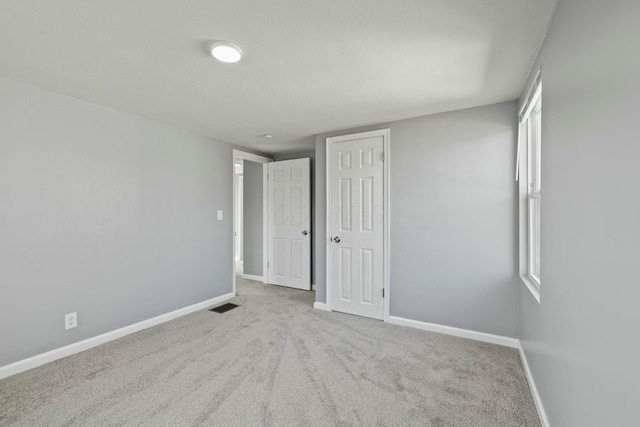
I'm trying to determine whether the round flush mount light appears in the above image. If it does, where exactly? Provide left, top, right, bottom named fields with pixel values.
left=210, top=41, right=243, bottom=63
left=262, top=134, right=273, bottom=139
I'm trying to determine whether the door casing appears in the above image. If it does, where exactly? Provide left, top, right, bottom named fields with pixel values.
left=325, top=129, right=390, bottom=321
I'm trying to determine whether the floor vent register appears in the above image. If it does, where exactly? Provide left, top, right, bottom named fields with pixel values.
left=209, top=303, right=239, bottom=314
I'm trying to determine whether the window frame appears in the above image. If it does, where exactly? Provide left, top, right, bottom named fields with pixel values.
left=518, top=74, right=542, bottom=302
left=527, top=98, right=541, bottom=285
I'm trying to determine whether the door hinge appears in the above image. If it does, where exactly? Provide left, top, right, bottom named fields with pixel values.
left=267, top=262, right=270, bottom=268
left=381, top=152, right=385, bottom=162
left=382, top=288, right=385, bottom=298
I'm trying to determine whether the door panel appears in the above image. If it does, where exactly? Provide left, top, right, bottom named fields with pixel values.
left=267, top=159, right=311, bottom=290
left=330, top=136, right=385, bottom=319
left=361, top=248, right=374, bottom=304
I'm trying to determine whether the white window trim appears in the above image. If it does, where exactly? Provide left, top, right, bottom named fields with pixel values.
left=521, top=274, right=541, bottom=303
left=517, top=72, right=542, bottom=303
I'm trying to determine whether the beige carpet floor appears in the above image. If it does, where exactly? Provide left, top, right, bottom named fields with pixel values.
left=0, top=277, right=540, bottom=426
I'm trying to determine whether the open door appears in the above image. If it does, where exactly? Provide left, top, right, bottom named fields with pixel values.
left=267, top=158, right=311, bottom=290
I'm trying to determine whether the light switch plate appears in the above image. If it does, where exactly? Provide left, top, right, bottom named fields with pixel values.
left=217, top=210, right=223, bottom=220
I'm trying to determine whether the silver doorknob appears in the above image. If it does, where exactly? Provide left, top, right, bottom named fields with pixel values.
left=333, top=236, right=341, bottom=243
left=302, top=230, right=309, bottom=236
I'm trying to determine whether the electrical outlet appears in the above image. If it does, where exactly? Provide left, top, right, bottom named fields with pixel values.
left=65, top=312, right=77, bottom=330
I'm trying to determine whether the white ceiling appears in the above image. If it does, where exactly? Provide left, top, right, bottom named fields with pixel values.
left=0, top=0, right=558, bottom=153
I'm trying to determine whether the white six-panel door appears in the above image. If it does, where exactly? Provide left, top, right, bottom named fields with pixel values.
left=267, top=159, right=311, bottom=290
left=329, top=133, right=385, bottom=320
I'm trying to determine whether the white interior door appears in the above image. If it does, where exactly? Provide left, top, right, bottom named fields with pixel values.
left=329, top=133, right=385, bottom=320
left=267, top=158, right=311, bottom=290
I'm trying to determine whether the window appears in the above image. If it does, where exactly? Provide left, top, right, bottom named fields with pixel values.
left=517, top=73, right=542, bottom=301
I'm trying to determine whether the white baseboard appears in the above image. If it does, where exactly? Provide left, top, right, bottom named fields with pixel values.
left=311, top=283, right=316, bottom=291
left=0, top=292, right=235, bottom=381
left=518, top=341, right=550, bottom=427
left=313, top=302, right=329, bottom=311
left=242, top=274, right=263, bottom=282
left=387, top=316, right=518, bottom=348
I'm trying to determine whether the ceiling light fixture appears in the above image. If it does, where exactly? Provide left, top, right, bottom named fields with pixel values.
left=262, top=134, right=273, bottom=138
left=210, top=41, right=243, bottom=63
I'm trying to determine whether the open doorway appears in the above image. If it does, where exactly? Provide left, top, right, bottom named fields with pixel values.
left=232, top=150, right=272, bottom=296
left=232, top=149, right=315, bottom=295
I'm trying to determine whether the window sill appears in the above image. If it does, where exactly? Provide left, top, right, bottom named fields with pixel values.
left=520, top=275, right=541, bottom=304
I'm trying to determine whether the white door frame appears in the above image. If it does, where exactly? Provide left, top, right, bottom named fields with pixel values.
left=232, top=149, right=272, bottom=296
left=235, top=174, right=243, bottom=262
left=325, top=129, right=391, bottom=321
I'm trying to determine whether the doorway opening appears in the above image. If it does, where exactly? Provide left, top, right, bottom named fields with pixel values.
left=232, top=150, right=272, bottom=296
left=231, top=149, right=314, bottom=296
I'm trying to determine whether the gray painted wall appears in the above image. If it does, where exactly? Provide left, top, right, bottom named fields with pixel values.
left=273, top=149, right=315, bottom=285
left=242, top=161, right=263, bottom=277
left=0, top=76, right=235, bottom=366
left=518, top=1, right=640, bottom=426
left=314, top=102, right=520, bottom=337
